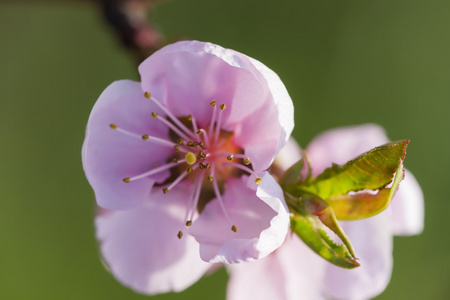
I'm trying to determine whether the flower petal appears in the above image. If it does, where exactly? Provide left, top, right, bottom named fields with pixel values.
left=82, top=80, right=172, bottom=210
left=138, top=40, right=293, bottom=171
left=96, top=186, right=210, bottom=295
left=323, top=212, right=393, bottom=300
left=306, top=124, right=389, bottom=175
left=390, top=169, right=424, bottom=235
left=226, top=234, right=325, bottom=300
left=189, top=173, right=289, bottom=264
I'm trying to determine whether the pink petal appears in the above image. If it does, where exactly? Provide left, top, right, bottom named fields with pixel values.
left=189, top=173, right=289, bottom=264
left=82, top=80, right=172, bottom=210
left=226, top=234, right=325, bottom=300
left=96, top=186, right=210, bottom=294
left=306, top=124, right=388, bottom=175
left=323, top=212, right=393, bottom=300
left=390, top=169, right=424, bottom=235
left=272, top=138, right=303, bottom=171
left=138, top=41, right=293, bottom=171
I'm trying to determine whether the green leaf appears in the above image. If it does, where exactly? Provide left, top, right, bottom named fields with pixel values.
left=291, top=212, right=359, bottom=269
left=329, top=162, right=405, bottom=220
left=279, top=159, right=304, bottom=187
left=292, top=140, right=409, bottom=199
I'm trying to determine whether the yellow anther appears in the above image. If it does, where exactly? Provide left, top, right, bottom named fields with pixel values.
left=172, top=158, right=178, bottom=163
left=187, top=167, right=193, bottom=174
left=186, top=220, right=192, bottom=226
left=196, top=129, right=202, bottom=134
left=151, top=112, right=158, bottom=118
left=227, top=155, right=233, bottom=161
left=220, top=104, right=226, bottom=110
left=142, top=134, right=149, bottom=141
left=207, top=175, right=213, bottom=181
left=255, top=177, right=262, bottom=184
left=177, top=138, right=184, bottom=145
left=243, top=158, right=251, bottom=165
left=187, top=115, right=193, bottom=121
left=123, top=177, right=130, bottom=183
left=210, top=100, right=217, bottom=107
left=163, top=187, right=169, bottom=194
left=197, top=151, right=206, bottom=159
left=174, top=145, right=180, bottom=151
left=177, top=231, right=183, bottom=239
left=205, top=164, right=211, bottom=169
left=185, top=152, right=197, bottom=165
left=144, top=91, right=152, bottom=98
left=109, top=123, right=118, bottom=129
left=199, top=163, right=205, bottom=170
left=231, top=225, right=238, bottom=232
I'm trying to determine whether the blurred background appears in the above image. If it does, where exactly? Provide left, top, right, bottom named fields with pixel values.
left=0, top=0, right=448, bottom=299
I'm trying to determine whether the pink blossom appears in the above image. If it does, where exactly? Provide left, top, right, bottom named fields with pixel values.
left=82, top=41, right=294, bottom=294
left=227, top=124, right=424, bottom=300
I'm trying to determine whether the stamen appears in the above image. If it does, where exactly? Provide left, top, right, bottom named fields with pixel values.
left=213, top=104, right=226, bottom=144
left=243, top=158, right=251, bottom=165
left=208, top=101, right=218, bottom=138
left=177, top=231, right=183, bottom=239
left=186, top=175, right=204, bottom=227
left=110, top=123, right=118, bottom=129
left=190, top=115, right=201, bottom=142
left=224, top=162, right=261, bottom=184
left=197, top=129, right=210, bottom=147
left=124, top=159, right=187, bottom=183
left=212, top=177, right=237, bottom=233
left=141, top=134, right=180, bottom=148
left=153, top=113, right=191, bottom=141
left=163, top=164, right=198, bottom=193
left=227, top=155, right=233, bottom=161
left=145, top=92, right=196, bottom=139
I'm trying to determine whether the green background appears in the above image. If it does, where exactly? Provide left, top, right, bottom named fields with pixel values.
left=1, top=1, right=448, bottom=299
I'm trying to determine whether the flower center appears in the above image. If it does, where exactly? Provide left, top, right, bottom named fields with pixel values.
left=110, top=92, right=262, bottom=239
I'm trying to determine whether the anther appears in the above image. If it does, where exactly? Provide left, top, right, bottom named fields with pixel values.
left=177, top=231, right=183, bottom=239
left=123, top=177, right=130, bottom=183
left=185, top=152, right=197, bottom=165
left=207, top=175, right=213, bottom=181
left=163, top=187, right=169, bottom=194
left=210, top=100, right=217, bottom=107
left=151, top=112, right=158, bottom=118
left=186, top=220, right=192, bottom=226
left=174, top=145, right=180, bottom=151
left=142, top=134, right=149, bottom=141
left=220, top=104, right=226, bottom=110
left=243, top=158, right=251, bottom=165
left=187, top=167, right=193, bottom=174
left=144, top=91, right=152, bottom=98
left=196, top=129, right=202, bottom=134
left=199, top=163, right=205, bottom=170
left=177, top=138, right=184, bottom=145
left=231, top=225, right=238, bottom=232
left=172, top=158, right=178, bottom=163
left=109, top=123, right=118, bottom=129
left=198, top=151, right=207, bottom=159
left=187, top=115, right=193, bottom=121
left=227, top=155, right=233, bottom=161
left=255, top=177, right=262, bottom=184
left=205, top=164, right=211, bottom=169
